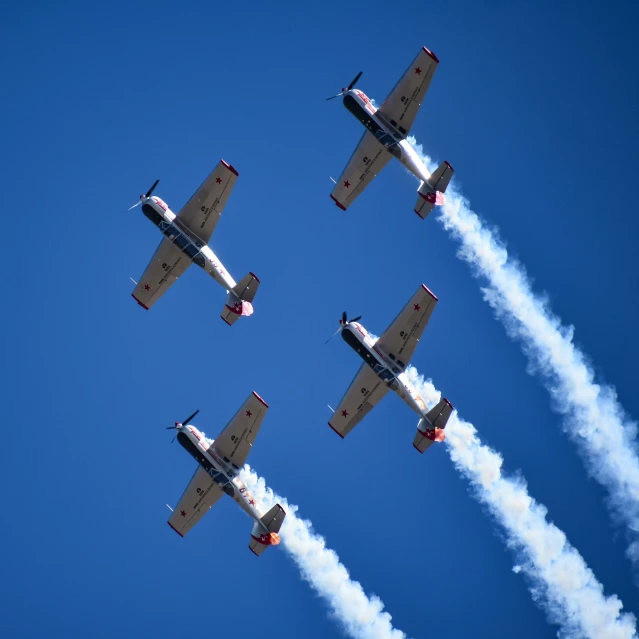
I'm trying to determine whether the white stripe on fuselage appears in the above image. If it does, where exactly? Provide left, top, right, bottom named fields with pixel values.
left=345, top=323, right=427, bottom=416
left=183, top=426, right=264, bottom=520
left=143, top=197, right=237, bottom=290
left=345, top=90, right=431, bottom=184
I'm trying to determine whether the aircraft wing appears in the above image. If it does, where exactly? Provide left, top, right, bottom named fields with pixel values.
left=329, top=364, right=389, bottom=438
left=375, top=284, right=438, bottom=369
left=176, top=160, right=239, bottom=244
left=211, top=392, right=268, bottom=469
left=168, top=466, right=224, bottom=537
left=378, top=47, right=439, bottom=137
left=132, top=238, right=191, bottom=310
left=330, top=131, right=392, bottom=210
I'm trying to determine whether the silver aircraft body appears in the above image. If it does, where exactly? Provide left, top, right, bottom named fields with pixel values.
left=130, top=160, right=259, bottom=325
left=329, top=284, right=453, bottom=453
left=328, top=46, right=454, bottom=219
left=166, top=394, right=286, bottom=556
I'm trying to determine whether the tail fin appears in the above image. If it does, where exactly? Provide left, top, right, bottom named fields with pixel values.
left=220, top=273, right=260, bottom=326
left=414, top=161, right=454, bottom=220
left=248, top=504, right=286, bottom=557
left=413, top=398, right=453, bottom=454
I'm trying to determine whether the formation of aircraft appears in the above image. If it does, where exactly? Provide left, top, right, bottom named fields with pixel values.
left=327, top=46, right=454, bottom=218
left=128, top=46, right=456, bottom=555
left=328, top=284, right=452, bottom=453
left=129, top=160, right=259, bottom=325
left=166, top=394, right=286, bottom=556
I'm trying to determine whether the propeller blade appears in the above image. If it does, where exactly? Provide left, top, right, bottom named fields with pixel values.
left=347, top=71, right=362, bottom=91
left=326, top=93, right=342, bottom=101
left=145, top=179, right=159, bottom=198
left=342, top=311, right=347, bottom=324
left=171, top=434, right=176, bottom=444
left=325, top=326, right=342, bottom=344
left=350, top=315, right=362, bottom=323
left=180, top=409, right=199, bottom=426
left=127, top=201, right=142, bottom=211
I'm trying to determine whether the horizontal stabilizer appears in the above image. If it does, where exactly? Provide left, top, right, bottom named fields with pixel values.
left=221, top=273, right=260, bottom=326
left=233, top=272, right=260, bottom=304
left=425, top=398, right=453, bottom=429
left=261, top=504, right=286, bottom=533
left=427, top=161, right=454, bottom=193
left=248, top=504, right=286, bottom=557
left=414, top=162, right=454, bottom=220
left=413, top=398, right=453, bottom=454
left=413, top=427, right=444, bottom=454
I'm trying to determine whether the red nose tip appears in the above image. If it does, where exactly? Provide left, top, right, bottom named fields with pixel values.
left=341, top=87, right=346, bottom=92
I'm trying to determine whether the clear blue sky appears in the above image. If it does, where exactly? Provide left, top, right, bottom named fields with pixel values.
left=2, top=1, right=638, bottom=637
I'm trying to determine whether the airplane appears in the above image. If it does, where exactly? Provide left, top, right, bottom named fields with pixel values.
left=328, top=284, right=453, bottom=453
left=129, top=160, right=259, bottom=325
left=327, top=46, right=454, bottom=218
left=166, top=393, right=286, bottom=556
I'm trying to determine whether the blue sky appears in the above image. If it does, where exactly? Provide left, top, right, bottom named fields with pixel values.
left=2, top=1, right=638, bottom=637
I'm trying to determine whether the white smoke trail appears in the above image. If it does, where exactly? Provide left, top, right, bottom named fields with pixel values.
left=239, top=465, right=407, bottom=639
left=408, top=136, right=639, bottom=563
left=406, top=366, right=637, bottom=639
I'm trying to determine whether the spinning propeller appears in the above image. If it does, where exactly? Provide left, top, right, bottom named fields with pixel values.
left=326, top=71, right=362, bottom=101
left=166, top=409, right=199, bottom=442
left=127, top=179, right=160, bottom=210
left=326, top=311, right=362, bottom=343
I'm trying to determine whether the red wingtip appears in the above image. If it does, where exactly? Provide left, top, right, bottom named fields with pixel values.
left=167, top=522, right=184, bottom=537
left=422, top=46, right=440, bottom=63
left=328, top=422, right=345, bottom=439
left=221, top=159, right=239, bottom=176
left=131, top=294, right=149, bottom=310
left=421, top=284, right=438, bottom=301
left=252, top=391, right=269, bottom=408
left=330, top=194, right=347, bottom=211
left=249, top=271, right=261, bottom=283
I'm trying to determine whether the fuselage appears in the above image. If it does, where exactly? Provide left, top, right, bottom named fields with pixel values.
left=140, top=195, right=236, bottom=291
left=341, top=89, right=430, bottom=183
left=176, top=424, right=264, bottom=522
left=340, top=322, right=428, bottom=416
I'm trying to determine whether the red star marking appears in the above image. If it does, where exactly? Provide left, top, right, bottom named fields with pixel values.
left=246, top=410, right=252, bottom=417
left=248, top=498, right=256, bottom=506
left=414, top=303, right=421, bottom=311
left=180, top=510, right=186, bottom=517
left=215, top=177, right=222, bottom=184
left=414, top=67, right=422, bottom=75
left=341, top=410, right=348, bottom=417
left=344, top=180, right=351, bottom=188
left=144, top=284, right=150, bottom=291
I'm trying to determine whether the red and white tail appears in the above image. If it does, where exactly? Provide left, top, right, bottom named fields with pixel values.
left=414, top=161, right=454, bottom=219
left=413, top=398, right=453, bottom=454
left=221, top=272, right=260, bottom=326
left=248, top=504, right=286, bottom=557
